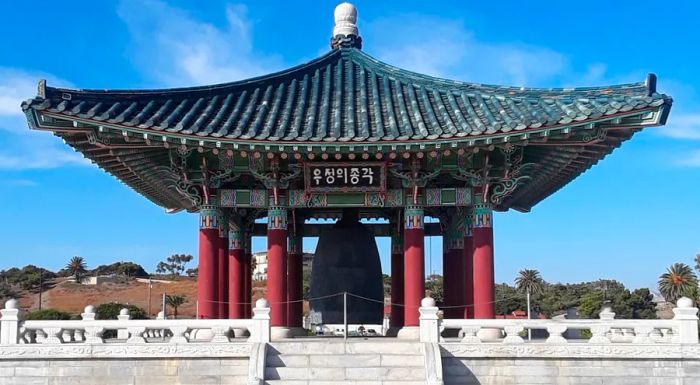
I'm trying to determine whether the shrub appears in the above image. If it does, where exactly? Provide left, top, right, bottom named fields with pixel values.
left=24, top=309, right=72, bottom=320
left=95, top=303, right=147, bottom=320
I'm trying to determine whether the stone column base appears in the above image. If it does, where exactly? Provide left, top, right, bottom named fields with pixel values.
left=396, top=326, right=420, bottom=340
left=271, top=326, right=293, bottom=340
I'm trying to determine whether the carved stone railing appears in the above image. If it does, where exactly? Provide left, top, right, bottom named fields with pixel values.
left=0, top=298, right=271, bottom=346
left=419, top=297, right=699, bottom=345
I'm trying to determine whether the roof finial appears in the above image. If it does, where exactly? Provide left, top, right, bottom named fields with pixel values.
left=331, top=2, right=362, bottom=50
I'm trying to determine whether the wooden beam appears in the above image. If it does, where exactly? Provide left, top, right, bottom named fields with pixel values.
left=250, top=222, right=443, bottom=237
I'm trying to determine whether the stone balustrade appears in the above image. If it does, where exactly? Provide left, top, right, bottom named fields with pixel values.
left=0, top=298, right=271, bottom=347
left=419, top=296, right=700, bottom=345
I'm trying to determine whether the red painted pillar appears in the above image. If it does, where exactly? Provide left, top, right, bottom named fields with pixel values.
left=472, top=203, right=495, bottom=319
left=267, top=202, right=288, bottom=327
left=287, top=224, right=303, bottom=328
left=403, top=205, right=425, bottom=327
left=244, top=232, right=253, bottom=318
left=218, top=213, right=229, bottom=319
left=228, top=218, right=245, bottom=319
left=390, top=219, right=404, bottom=328
left=197, top=204, right=219, bottom=319
left=442, top=212, right=465, bottom=319
left=463, top=215, right=474, bottom=319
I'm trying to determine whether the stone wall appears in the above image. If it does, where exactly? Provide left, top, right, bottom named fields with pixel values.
left=442, top=357, right=700, bottom=385
left=0, top=357, right=249, bottom=385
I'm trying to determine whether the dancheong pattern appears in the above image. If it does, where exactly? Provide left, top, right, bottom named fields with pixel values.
left=268, top=207, right=287, bottom=230
left=404, top=206, right=424, bottom=230
left=473, top=204, right=493, bottom=229
left=199, top=205, right=219, bottom=230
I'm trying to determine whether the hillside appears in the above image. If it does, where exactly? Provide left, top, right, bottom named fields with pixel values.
left=15, top=277, right=268, bottom=318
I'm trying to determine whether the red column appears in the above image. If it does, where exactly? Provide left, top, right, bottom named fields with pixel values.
left=463, top=216, right=474, bottom=319
left=442, top=212, right=465, bottom=319
left=267, top=203, right=288, bottom=327
left=472, top=203, right=495, bottom=319
left=390, top=220, right=404, bottom=328
left=403, top=206, right=425, bottom=327
left=287, top=224, right=303, bottom=328
left=197, top=205, right=219, bottom=319
left=218, top=215, right=229, bottom=319
left=228, top=218, right=245, bottom=319
left=244, top=233, right=252, bottom=318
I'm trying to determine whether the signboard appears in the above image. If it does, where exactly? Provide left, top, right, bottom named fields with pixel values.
left=304, top=162, right=386, bottom=192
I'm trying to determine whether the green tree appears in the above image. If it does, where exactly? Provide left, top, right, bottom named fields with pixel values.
left=495, top=283, right=526, bottom=315
left=156, top=254, right=193, bottom=276
left=382, top=274, right=391, bottom=297
left=578, top=291, right=605, bottom=319
left=165, top=295, right=186, bottom=319
left=66, top=256, right=88, bottom=284
left=627, top=288, right=657, bottom=319
left=92, top=262, right=149, bottom=278
left=425, top=275, right=444, bottom=305
left=515, top=269, right=545, bottom=340
left=658, top=263, right=698, bottom=303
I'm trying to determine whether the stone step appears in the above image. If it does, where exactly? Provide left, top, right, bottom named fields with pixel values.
left=268, top=341, right=423, bottom=355
left=267, top=353, right=424, bottom=368
left=265, top=381, right=426, bottom=385
left=264, top=381, right=426, bottom=385
left=265, top=367, right=425, bottom=381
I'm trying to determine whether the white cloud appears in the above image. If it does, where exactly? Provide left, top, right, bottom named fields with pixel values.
left=659, top=114, right=700, bottom=140
left=363, top=15, right=593, bottom=87
left=0, top=179, right=38, bottom=187
left=679, top=150, right=700, bottom=167
left=0, top=67, right=87, bottom=170
left=117, top=0, right=283, bottom=87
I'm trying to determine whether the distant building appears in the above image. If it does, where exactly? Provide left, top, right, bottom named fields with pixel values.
left=67, top=275, right=119, bottom=286
left=253, top=252, right=313, bottom=281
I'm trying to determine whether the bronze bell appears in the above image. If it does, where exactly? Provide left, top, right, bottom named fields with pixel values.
left=310, top=209, right=383, bottom=325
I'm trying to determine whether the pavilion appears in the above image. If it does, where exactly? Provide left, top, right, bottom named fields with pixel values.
left=21, top=3, right=672, bottom=337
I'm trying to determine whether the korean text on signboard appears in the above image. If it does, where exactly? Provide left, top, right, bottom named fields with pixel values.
left=305, top=162, right=385, bottom=192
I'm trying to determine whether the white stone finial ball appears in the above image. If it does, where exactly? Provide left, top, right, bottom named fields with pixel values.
left=157, top=311, right=165, bottom=319
left=255, top=298, right=269, bottom=309
left=677, top=297, right=694, bottom=308
left=84, top=305, right=95, bottom=314
left=4, top=299, right=18, bottom=310
left=333, top=2, right=358, bottom=37
left=421, top=297, right=436, bottom=307
left=119, top=308, right=130, bottom=316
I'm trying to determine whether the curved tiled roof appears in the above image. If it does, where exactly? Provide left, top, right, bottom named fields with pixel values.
left=22, top=48, right=670, bottom=146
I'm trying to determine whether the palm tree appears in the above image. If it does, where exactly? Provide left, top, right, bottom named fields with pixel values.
left=515, top=269, right=545, bottom=340
left=165, top=295, right=186, bottom=319
left=694, top=254, right=700, bottom=274
left=66, top=256, right=88, bottom=284
left=658, top=263, right=698, bottom=303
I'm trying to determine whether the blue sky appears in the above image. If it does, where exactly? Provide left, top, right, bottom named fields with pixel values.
left=0, top=1, right=698, bottom=291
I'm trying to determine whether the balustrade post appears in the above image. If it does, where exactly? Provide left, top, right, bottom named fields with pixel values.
left=117, top=308, right=130, bottom=340
left=503, top=325, right=525, bottom=344
left=250, top=298, right=271, bottom=343
left=0, top=299, right=21, bottom=345
left=673, top=297, right=699, bottom=344
left=545, top=324, right=567, bottom=344
left=419, top=297, right=439, bottom=343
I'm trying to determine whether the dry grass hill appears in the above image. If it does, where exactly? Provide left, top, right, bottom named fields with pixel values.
left=16, top=277, right=269, bottom=318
